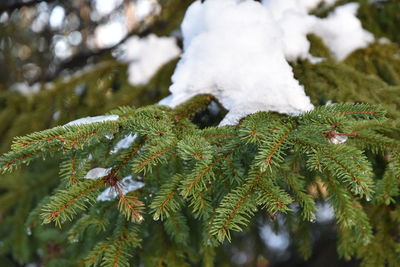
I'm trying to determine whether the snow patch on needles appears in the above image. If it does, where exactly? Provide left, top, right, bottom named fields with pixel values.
left=110, top=134, right=137, bottom=154
left=84, top=167, right=112, bottom=179
left=164, top=0, right=374, bottom=125
left=122, top=34, right=180, bottom=85
left=97, top=176, right=145, bottom=201
left=329, top=132, right=348, bottom=144
left=65, top=115, right=119, bottom=126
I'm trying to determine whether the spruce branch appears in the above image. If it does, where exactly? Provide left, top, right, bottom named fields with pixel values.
left=324, top=175, right=373, bottom=245
left=117, top=189, right=145, bottom=223
left=41, top=179, right=105, bottom=227
left=255, top=177, right=293, bottom=214
left=84, top=219, right=141, bottom=267
left=253, top=123, right=293, bottom=172
left=210, top=168, right=291, bottom=242
left=171, top=94, right=216, bottom=121
left=295, top=136, right=375, bottom=199
left=59, top=155, right=90, bottom=186
left=150, top=174, right=183, bottom=221
left=1, top=93, right=399, bottom=264
left=189, top=191, right=213, bottom=219
left=239, top=112, right=285, bottom=145
left=132, top=141, right=177, bottom=174
left=164, top=211, right=190, bottom=245
left=67, top=214, right=107, bottom=243
left=281, top=169, right=317, bottom=222
left=375, top=152, right=400, bottom=204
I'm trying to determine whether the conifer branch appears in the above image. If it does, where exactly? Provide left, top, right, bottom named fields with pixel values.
left=1, top=93, right=399, bottom=264
left=282, top=171, right=316, bottom=221
left=164, top=212, right=190, bottom=245
left=172, top=94, right=216, bottom=121
left=375, top=152, right=400, bottom=204
left=136, top=146, right=175, bottom=167
left=189, top=191, right=213, bottom=219
left=180, top=158, right=218, bottom=198
left=324, top=175, right=372, bottom=245
left=211, top=167, right=291, bottom=242
left=150, top=174, right=182, bottom=220
left=59, top=155, right=90, bottom=186
left=41, top=179, right=105, bottom=227
left=67, top=214, right=107, bottom=243
left=84, top=219, right=141, bottom=267
left=117, top=186, right=144, bottom=223
left=257, top=129, right=290, bottom=171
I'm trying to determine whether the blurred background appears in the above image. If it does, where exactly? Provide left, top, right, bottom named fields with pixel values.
left=0, top=0, right=399, bottom=266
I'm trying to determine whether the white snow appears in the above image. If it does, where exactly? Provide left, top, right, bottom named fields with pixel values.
left=97, top=176, right=145, bottom=201
left=166, top=0, right=314, bottom=125
left=311, top=3, right=374, bottom=60
left=378, top=37, right=390, bottom=44
left=104, top=134, right=114, bottom=140
left=329, top=132, right=348, bottom=144
left=52, top=110, right=61, bottom=121
left=259, top=222, right=290, bottom=251
left=49, top=6, right=65, bottom=29
left=316, top=202, right=334, bottom=223
left=10, top=82, right=40, bottom=95
left=74, top=84, right=85, bottom=96
left=65, top=115, right=119, bottom=126
left=261, top=0, right=373, bottom=60
left=93, top=18, right=128, bottom=48
left=121, top=34, right=180, bottom=85
left=94, top=0, right=123, bottom=16
left=110, top=133, right=137, bottom=154
left=84, top=167, right=112, bottom=179
left=163, top=0, right=374, bottom=125
left=0, top=12, right=9, bottom=24
left=90, top=0, right=161, bottom=49
left=231, top=249, right=248, bottom=265
left=54, top=38, right=72, bottom=59
left=135, top=0, right=161, bottom=21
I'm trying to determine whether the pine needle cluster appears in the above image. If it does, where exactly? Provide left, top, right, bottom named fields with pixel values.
left=1, top=94, right=399, bottom=266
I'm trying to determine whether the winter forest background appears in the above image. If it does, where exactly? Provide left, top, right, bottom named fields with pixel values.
left=0, top=0, right=399, bottom=266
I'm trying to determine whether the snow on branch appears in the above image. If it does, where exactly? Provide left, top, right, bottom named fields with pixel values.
left=65, top=115, right=119, bottom=126
left=162, top=0, right=374, bottom=125
left=121, top=34, right=181, bottom=85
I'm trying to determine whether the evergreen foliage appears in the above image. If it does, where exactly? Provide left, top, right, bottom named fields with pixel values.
left=1, top=0, right=400, bottom=266
left=1, top=92, right=399, bottom=266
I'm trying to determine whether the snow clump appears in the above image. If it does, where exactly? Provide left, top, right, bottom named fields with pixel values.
left=97, top=176, right=145, bottom=201
left=65, top=115, right=119, bottom=126
left=310, top=3, right=374, bottom=60
left=122, top=34, right=181, bottom=85
left=163, top=0, right=374, bottom=125
left=84, top=167, right=112, bottom=179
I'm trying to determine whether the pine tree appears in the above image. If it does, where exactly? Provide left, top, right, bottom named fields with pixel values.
left=1, top=0, right=400, bottom=266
